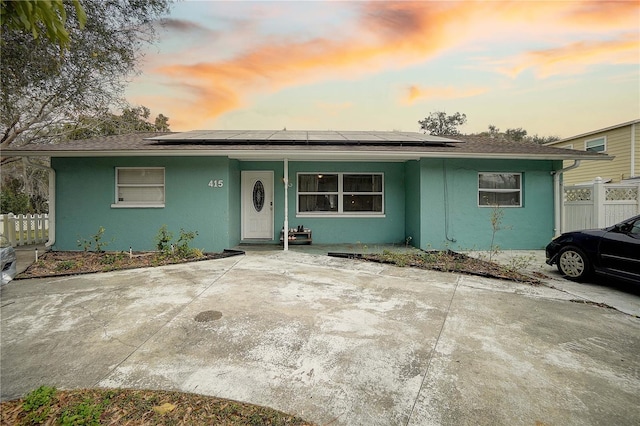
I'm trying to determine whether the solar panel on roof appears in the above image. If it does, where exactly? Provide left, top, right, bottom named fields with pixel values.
left=269, top=131, right=307, bottom=140
left=150, top=130, right=462, bottom=145
left=337, top=132, right=381, bottom=141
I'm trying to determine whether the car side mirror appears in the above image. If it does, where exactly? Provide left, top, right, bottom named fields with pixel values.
left=616, top=224, right=629, bottom=233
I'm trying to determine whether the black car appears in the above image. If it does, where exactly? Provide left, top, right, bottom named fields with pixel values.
left=545, top=214, right=640, bottom=283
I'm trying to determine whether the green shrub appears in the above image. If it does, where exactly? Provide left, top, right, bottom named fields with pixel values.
left=155, top=225, right=173, bottom=254
left=77, top=227, right=112, bottom=252
left=154, top=226, right=202, bottom=260
left=175, top=228, right=199, bottom=258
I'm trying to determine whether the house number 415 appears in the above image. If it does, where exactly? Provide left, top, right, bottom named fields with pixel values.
left=208, top=179, right=224, bottom=188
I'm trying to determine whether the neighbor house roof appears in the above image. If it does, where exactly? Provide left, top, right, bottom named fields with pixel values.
left=2, top=130, right=612, bottom=161
left=547, top=119, right=640, bottom=145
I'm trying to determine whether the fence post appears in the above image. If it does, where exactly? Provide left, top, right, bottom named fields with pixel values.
left=593, top=177, right=605, bottom=228
left=7, top=213, right=19, bottom=247
left=2, top=214, right=9, bottom=245
left=35, top=214, right=42, bottom=243
left=1, top=214, right=7, bottom=242
left=27, top=213, right=33, bottom=244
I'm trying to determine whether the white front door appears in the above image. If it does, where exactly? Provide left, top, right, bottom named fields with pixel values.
left=241, top=171, right=274, bottom=239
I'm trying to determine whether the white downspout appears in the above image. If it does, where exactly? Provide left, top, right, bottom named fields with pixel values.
left=551, top=160, right=580, bottom=237
left=283, top=158, right=289, bottom=251
left=24, top=157, right=55, bottom=247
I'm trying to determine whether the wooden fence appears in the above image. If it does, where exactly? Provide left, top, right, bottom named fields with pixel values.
left=564, top=178, right=640, bottom=232
left=0, top=213, right=49, bottom=247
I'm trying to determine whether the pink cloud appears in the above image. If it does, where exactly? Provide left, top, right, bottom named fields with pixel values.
left=494, top=35, right=639, bottom=79
left=143, top=1, right=639, bottom=129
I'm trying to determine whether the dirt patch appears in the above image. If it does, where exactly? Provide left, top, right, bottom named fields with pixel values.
left=16, top=249, right=244, bottom=279
left=0, top=387, right=314, bottom=425
left=329, top=250, right=541, bottom=285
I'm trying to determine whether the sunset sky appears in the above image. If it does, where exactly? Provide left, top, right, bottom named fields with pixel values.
left=126, top=0, right=640, bottom=138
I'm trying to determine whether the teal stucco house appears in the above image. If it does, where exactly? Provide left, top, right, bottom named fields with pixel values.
left=6, top=130, right=608, bottom=252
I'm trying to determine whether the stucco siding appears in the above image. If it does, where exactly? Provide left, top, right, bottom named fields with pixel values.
left=52, top=156, right=556, bottom=252
left=549, top=124, right=634, bottom=184
left=53, top=157, right=234, bottom=252
left=404, top=161, right=422, bottom=248
left=418, top=158, right=556, bottom=250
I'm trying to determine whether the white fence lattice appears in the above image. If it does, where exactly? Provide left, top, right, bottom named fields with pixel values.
left=564, top=179, right=640, bottom=232
left=0, top=213, right=49, bottom=247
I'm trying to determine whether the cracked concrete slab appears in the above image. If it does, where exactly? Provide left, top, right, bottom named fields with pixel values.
left=1, top=249, right=639, bottom=425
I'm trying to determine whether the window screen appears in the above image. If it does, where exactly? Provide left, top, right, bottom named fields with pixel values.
left=478, top=173, right=522, bottom=207
left=114, top=168, right=165, bottom=207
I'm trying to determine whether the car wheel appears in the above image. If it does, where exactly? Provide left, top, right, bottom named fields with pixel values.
left=557, top=246, right=591, bottom=280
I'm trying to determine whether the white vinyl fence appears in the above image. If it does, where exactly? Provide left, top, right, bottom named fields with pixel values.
left=564, top=178, right=640, bottom=232
left=0, top=213, right=49, bottom=247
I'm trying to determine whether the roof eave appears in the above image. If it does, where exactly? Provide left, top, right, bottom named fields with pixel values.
left=4, top=149, right=614, bottom=162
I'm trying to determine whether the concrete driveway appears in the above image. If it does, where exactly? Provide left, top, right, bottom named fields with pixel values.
left=1, top=250, right=639, bottom=425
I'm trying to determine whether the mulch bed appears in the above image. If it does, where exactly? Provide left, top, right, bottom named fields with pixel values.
left=16, top=249, right=244, bottom=279
left=329, top=250, right=541, bottom=285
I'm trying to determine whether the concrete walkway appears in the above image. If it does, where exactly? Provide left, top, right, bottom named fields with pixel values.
left=1, top=249, right=639, bottom=425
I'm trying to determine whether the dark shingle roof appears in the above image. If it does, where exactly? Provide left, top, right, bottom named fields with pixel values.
left=1, top=130, right=611, bottom=161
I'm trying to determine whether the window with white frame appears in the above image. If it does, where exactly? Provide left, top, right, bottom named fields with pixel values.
left=297, top=173, right=383, bottom=215
left=113, top=167, right=165, bottom=208
left=478, top=173, right=522, bottom=207
left=585, top=137, right=606, bottom=152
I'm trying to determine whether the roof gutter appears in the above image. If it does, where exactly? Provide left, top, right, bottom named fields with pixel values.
left=551, top=160, right=581, bottom=237
left=23, top=157, right=55, bottom=248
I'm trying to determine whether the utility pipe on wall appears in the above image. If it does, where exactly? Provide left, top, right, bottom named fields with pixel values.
left=23, top=157, right=56, bottom=247
left=551, top=160, right=580, bottom=237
